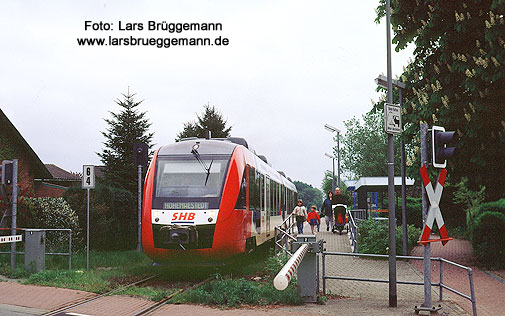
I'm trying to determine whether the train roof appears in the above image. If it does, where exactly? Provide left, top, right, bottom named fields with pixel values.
left=158, top=139, right=236, bottom=156
left=158, top=138, right=296, bottom=190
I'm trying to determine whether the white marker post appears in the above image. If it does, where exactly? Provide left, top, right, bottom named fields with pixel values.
left=82, top=165, right=95, bottom=271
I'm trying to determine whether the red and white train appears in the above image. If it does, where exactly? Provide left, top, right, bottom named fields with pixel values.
left=141, top=137, right=297, bottom=261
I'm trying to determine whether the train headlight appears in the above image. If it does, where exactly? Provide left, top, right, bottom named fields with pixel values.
left=154, top=211, right=160, bottom=218
left=210, top=211, right=216, bottom=218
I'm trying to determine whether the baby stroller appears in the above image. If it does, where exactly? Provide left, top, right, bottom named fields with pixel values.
left=332, top=204, right=348, bottom=235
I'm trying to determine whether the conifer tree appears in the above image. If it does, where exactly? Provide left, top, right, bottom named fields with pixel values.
left=176, top=104, right=232, bottom=141
left=98, top=91, right=154, bottom=193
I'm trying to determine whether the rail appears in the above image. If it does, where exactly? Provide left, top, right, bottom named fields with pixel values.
left=320, top=251, right=477, bottom=316
left=0, top=228, right=72, bottom=270
left=274, top=212, right=297, bottom=256
left=349, top=209, right=368, bottom=222
left=346, top=210, right=358, bottom=253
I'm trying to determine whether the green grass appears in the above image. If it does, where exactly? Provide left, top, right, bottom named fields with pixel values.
left=24, top=270, right=111, bottom=293
left=170, top=276, right=303, bottom=307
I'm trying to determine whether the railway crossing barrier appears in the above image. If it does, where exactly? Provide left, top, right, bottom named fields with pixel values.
left=274, top=234, right=323, bottom=303
left=0, top=235, right=22, bottom=244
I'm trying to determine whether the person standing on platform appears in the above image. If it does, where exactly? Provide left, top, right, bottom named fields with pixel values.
left=332, top=187, right=345, bottom=205
left=321, top=191, right=334, bottom=231
left=332, top=187, right=346, bottom=232
left=293, top=199, right=307, bottom=234
left=307, top=205, right=321, bottom=235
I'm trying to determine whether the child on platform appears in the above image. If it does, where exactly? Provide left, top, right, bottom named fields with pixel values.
left=306, top=205, right=321, bottom=235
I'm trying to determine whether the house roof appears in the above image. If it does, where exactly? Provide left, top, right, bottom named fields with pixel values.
left=0, top=108, right=52, bottom=179
left=354, top=176, right=415, bottom=191
left=45, top=164, right=80, bottom=180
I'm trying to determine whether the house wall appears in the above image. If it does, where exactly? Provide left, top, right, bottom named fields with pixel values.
left=34, top=182, right=67, bottom=198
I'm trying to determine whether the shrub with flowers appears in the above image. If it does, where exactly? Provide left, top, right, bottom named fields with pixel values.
left=23, top=197, right=82, bottom=252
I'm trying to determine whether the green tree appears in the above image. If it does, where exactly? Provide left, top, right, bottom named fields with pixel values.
left=176, top=104, right=232, bottom=141
left=293, top=181, right=323, bottom=210
left=453, top=177, right=486, bottom=233
left=340, top=110, right=403, bottom=178
left=375, top=0, right=505, bottom=200
left=98, top=91, right=154, bottom=193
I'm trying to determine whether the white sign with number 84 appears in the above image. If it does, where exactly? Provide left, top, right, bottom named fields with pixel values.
left=82, top=165, right=95, bottom=189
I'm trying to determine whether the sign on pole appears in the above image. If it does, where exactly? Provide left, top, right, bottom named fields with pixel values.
left=82, top=165, right=94, bottom=271
left=82, top=165, right=95, bottom=189
left=384, top=103, right=402, bottom=134
left=418, top=165, right=453, bottom=245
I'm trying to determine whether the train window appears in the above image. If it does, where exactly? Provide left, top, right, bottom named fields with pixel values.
left=155, top=159, right=228, bottom=198
left=257, top=171, right=262, bottom=212
left=235, top=168, right=247, bottom=210
left=249, top=167, right=256, bottom=210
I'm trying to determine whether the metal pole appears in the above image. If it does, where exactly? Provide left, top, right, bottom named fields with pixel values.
left=337, top=132, right=341, bottom=188
left=468, top=269, right=477, bottom=316
left=137, top=165, right=142, bottom=252
left=439, top=259, right=443, bottom=301
left=10, top=159, right=18, bottom=273
left=322, top=251, right=326, bottom=295
left=400, top=88, right=408, bottom=257
left=331, top=157, right=335, bottom=192
left=69, top=230, right=72, bottom=271
left=87, top=188, right=90, bottom=272
left=386, top=0, right=397, bottom=307
left=421, top=123, right=432, bottom=308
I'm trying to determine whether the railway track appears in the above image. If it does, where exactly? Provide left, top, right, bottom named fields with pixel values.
left=42, top=275, right=158, bottom=316
left=132, top=276, right=213, bottom=316
left=42, top=274, right=212, bottom=316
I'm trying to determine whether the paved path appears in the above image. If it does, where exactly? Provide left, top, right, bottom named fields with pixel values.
left=410, top=235, right=505, bottom=316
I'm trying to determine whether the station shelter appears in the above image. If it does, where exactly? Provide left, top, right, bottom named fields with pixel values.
left=346, top=177, right=415, bottom=216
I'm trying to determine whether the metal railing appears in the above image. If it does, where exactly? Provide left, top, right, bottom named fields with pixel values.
left=349, top=209, right=368, bottom=222
left=0, top=228, right=72, bottom=270
left=347, top=210, right=359, bottom=253
left=274, top=213, right=297, bottom=256
left=320, top=251, right=477, bottom=316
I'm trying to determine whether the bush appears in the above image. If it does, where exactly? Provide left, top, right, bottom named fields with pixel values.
left=471, top=198, right=505, bottom=221
left=63, top=184, right=136, bottom=251
left=22, top=197, right=82, bottom=251
left=172, top=276, right=303, bottom=307
left=471, top=211, right=505, bottom=268
left=358, top=218, right=421, bottom=255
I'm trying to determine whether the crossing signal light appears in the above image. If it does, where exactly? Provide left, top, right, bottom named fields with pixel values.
left=1, top=160, right=13, bottom=185
left=432, top=126, right=456, bottom=168
left=133, top=143, right=149, bottom=167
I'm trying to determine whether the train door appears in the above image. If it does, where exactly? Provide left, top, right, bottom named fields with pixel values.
left=265, top=176, right=271, bottom=235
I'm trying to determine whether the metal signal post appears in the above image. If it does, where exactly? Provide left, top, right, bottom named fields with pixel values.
left=82, top=165, right=95, bottom=271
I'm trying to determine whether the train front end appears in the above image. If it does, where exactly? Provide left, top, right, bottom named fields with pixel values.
left=142, top=139, right=246, bottom=262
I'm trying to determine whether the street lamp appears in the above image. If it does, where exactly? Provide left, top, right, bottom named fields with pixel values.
left=324, top=124, right=341, bottom=188
left=375, top=73, right=407, bottom=257
left=324, top=153, right=335, bottom=192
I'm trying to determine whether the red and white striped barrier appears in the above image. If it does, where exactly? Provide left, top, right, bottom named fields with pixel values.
left=274, top=243, right=309, bottom=290
left=0, top=235, right=22, bottom=244
left=419, top=165, right=451, bottom=245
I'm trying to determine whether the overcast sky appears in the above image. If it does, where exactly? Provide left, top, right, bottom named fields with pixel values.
left=1, top=0, right=413, bottom=189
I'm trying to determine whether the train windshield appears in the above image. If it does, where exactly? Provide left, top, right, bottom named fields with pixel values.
left=155, top=158, right=229, bottom=198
